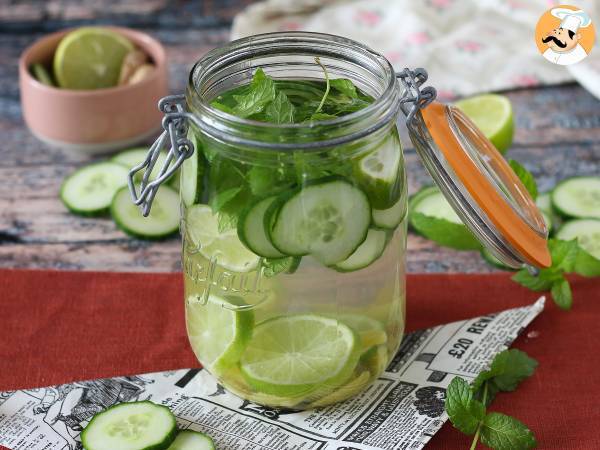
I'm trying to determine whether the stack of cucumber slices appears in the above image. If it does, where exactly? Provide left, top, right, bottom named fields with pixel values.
left=60, top=147, right=181, bottom=240
left=408, top=175, right=600, bottom=271
left=81, top=401, right=215, bottom=450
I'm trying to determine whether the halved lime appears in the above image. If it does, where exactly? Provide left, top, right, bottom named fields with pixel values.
left=336, top=314, right=387, bottom=352
left=186, top=294, right=254, bottom=375
left=185, top=205, right=260, bottom=272
left=240, top=314, right=360, bottom=397
left=454, top=94, right=514, bottom=154
left=54, top=27, right=134, bottom=89
left=308, top=371, right=371, bottom=408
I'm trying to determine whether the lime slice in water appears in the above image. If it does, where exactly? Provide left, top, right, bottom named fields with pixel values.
left=240, top=314, right=360, bottom=397
left=185, top=205, right=260, bottom=272
left=54, top=27, right=134, bottom=89
left=186, top=294, right=254, bottom=375
left=454, top=94, right=513, bottom=154
left=336, top=314, right=387, bottom=352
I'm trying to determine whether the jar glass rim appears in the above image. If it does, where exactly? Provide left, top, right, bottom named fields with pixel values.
left=186, top=32, right=401, bottom=147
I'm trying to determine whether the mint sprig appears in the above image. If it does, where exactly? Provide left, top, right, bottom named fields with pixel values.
left=445, top=349, right=538, bottom=450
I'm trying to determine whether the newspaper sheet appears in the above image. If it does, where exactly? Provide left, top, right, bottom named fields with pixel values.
left=0, top=297, right=544, bottom=450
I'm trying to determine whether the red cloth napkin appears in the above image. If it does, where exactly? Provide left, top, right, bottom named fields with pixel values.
left=1, top=269, right=598, bottom=449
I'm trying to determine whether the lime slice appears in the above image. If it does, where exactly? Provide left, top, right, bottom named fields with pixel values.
left=361, top=345, right=389, bottom=377
left=454, top=94, right=514, bottom=154
left=336, top=314, right=387, bottom=352
left=54, top=27, right=134, bottom=89
left=186, top=294, right=254, bottom=375
left=240, top=314, right=360, bottom=397
left=186, top=205, right=260, bottom=272
left=308, top=371, right=371, bottom=408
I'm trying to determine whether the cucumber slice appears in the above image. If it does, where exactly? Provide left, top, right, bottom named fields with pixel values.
left=181, top=132, right=205, bottom=206
left=168, top=431, right=215, bottom=450
left=355, top=133, right=402, bottom=209
left=332, top=228, right=387, bottom=272
left=81, top=401, right=177, bottom=450
left=268, top=177, right=371, bottom=265
left=556, top=219, right=600, bottom=260
left=60, top=162, right=129, bottom=216
left=552, top=176, right=600, bottom=219
left=481, top=247, right=516, bottom=271
left=111, top=186, right=179, bottom=239
left=536, top=192, right=552, bottom=214
left=408, top=186, right=438, bottom=232
left=238, top=197, right=285, bottom=258
left=410, top=191, right=481, bottom=250
left=372, top=197, right=407, bottom=230
left=112, top=148, right=171, bottom=183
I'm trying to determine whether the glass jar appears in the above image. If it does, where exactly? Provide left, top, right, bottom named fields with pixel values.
left=131, top=32, right=549, bottom=410
left=182, top=33, right=406, bottom=409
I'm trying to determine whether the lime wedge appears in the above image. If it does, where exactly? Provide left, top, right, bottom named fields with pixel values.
left=186, top=294, right=254, bottom=375
left=54, top=27, right=134, bottom=89
left=336, top=314, right=387, bottom=352
left=454, top=94, right=514, bottom=154
left=240, top=314, right=360, bottom=397
left=186, top=205, right=260, bottom=272
left=308, top=371, right=371, bottom=408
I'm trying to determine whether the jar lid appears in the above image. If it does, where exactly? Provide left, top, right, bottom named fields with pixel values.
left=409, top=101, right=551, bottom=268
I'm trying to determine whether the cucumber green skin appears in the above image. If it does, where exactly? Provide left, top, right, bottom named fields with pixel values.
left=356, top=172, right=402, bottom=210
left=238, top=196, right=285, bottom=258
left=480, top=248, right=516, bottom=271
left=410, top=212, right=482, bottom=251
left=81, top=401, right=177, bottom=450
left=407, top=186, right=438, bottom=234
left=551, top=176, right=600, bottom=219
left=264, top=176, right=370, bottom=260
left=60, top=163, right=127, bottom=217
left=110, top=187, right=179, bottom=240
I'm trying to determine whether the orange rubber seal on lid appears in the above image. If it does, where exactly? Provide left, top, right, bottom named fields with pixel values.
left=421, top=102, right=551, bottom=268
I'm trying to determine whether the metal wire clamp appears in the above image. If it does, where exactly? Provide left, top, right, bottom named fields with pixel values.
left=128, top=95, right=195, bottom=216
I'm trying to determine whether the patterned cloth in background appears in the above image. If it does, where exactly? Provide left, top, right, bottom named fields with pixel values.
left=232, top=0, right=599, bottom=99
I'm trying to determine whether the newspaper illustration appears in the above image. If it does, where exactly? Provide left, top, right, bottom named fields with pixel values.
left=0, top=297, right=545, bottom=450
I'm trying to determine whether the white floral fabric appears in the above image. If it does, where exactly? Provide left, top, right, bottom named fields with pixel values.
left=232, top=0, right=599, bottom=99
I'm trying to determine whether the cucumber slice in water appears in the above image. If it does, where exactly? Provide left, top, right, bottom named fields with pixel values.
left=552, top=176, right=600, bottom=219
left=332, top=228, right=387, bottom=272
left=268, top=177, right=371, bottom=265
left=410, top=191, right=481, bottom=250
left=168, top=431, right=215, bottom=450
left=238, top=197, right=285, bottom=258
left=181, top=132, right=204, bottom=206
left=81, top=401, right=177, bottom=450
left=111, top=186, right=179, bottom=239
left=60, top=162, right=129, bottom=216
left=356, top=134, right=402, bottom=209
left=372, top=197, right=407, bottom=230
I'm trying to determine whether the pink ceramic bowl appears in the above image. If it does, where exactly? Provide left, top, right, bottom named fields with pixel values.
left=19, top=27, right=168, bottom=155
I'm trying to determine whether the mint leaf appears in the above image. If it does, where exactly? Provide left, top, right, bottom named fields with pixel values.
left=472, top=350, right=537, bottom=403
left=330, top=78, right=358, bottom=98
left=509, top=160, right=537, bottom=200
left=549, top=238, right=579, bottom=272
left=511, top=268, right=559, bottom=291
left=410, top=213, right=482, bottom=251
left=233, top=68, right=276, bottom=118
left=210, top=187, right=242, bottom=213
left=265, top=91, right=295, bottom=124
left=261, top=257, right=300, bottom=277
left=308, top=112, right=338, bottom=121
left=445, top=377, right=486, bottom=435
left=551, top=277, right=572, bottom=310
left=574, top=247, right=600, bottom=277
left=210, top=101, right=234, bottom=114
left=480, top=412, right=537, bottom=450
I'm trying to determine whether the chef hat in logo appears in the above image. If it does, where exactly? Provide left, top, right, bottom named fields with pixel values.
left=551, top=8, right=592, bottom=33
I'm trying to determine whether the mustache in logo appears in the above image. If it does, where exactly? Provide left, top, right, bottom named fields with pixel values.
left=542, top=35, right=567, bottom=48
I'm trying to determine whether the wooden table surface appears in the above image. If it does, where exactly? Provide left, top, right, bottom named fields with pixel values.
left=1, top=0, right=599, bottom=273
